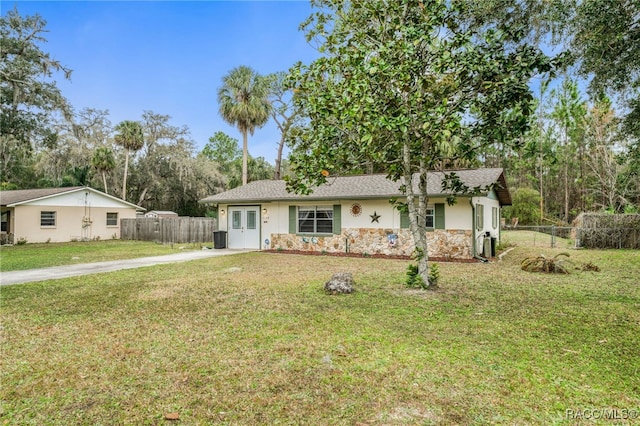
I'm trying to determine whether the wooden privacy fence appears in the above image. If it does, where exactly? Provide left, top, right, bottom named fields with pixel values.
left=121, top=217, right=217, bottom=244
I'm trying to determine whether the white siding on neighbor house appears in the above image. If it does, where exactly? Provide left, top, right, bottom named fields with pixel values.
left=8, top=189, right=139, bottom=243
left=12, top=205, right=137, bottom=243
left=24, top=191, right=133, bottom=208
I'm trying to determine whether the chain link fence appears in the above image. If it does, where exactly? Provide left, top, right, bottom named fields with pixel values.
left=503, top=226, right=575, bottom=248
left=504, top=224, right=640, bottom=249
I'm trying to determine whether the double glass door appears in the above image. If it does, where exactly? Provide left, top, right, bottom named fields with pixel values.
left=228, top=206, right=260, bottom=249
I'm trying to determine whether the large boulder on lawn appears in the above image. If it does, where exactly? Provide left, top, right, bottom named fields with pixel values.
left=324, top=272, right=355, bottom=294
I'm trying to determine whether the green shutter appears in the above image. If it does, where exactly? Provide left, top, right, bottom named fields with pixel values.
left=400, top=210, right=409, bottom=229
left=289, top=206, right=296, bottom=234
left=435, top=203, right=445, bottom=229
left=333, top=204, right=341, bottom=234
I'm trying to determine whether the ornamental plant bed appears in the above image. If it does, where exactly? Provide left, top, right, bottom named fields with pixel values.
left=264, top=249, right=483, bottom=263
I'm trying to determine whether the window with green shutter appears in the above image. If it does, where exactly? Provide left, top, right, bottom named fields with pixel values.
left=332, top=204, right=341, bottom=234
left=434, top=203, right=445, bottom=229
left=400, top=210, right=409, bottom=229
left=289, top=205, right=340, bottom=234
left=288, top=206, right=296, bottom=234
left=400, top=203, right=444, bottom=230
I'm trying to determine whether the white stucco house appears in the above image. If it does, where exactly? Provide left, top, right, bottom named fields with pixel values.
left=200, top=168, right=511, bottom=259
left=0, top=186, right=145, bottom=244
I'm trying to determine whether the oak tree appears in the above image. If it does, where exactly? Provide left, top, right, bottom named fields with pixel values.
left=286, top=0, right=557, bottom=287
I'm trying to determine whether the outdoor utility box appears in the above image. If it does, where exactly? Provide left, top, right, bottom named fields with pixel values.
left=491, top=237, right=497, bottom=257
left=213, top=231, right=227, bottom=249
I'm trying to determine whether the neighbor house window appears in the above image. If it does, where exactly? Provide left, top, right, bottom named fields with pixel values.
left=40, top=211, right=56, bottom=227
left=492, top=207, right=499, bottom=229
left=106, top=212, right=118, bottom=226
left=476, top=204, right=484, bottom=231
left=298, top=206, right=333, bottom=234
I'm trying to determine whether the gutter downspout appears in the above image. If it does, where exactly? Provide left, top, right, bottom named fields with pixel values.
left=470, top=198, right=489, bottom=263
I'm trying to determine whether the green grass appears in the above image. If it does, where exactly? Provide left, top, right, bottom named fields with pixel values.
left=0, top=240, right=203, bottom=272
left=500, top=229, right=576, bottom=249
left=1, top=239, right=639, bottom=425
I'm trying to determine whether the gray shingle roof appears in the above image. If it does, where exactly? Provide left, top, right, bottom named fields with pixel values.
left=1, top=186, right=145, bottom=210
left=1, top=187, right=85, bottom=206
left=200, top=168, right=511, bottom=205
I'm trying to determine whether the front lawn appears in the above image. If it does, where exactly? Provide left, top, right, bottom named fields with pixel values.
left=0, top=240, right=202, bottom=272
left=1, top=246, right=638, bottom=425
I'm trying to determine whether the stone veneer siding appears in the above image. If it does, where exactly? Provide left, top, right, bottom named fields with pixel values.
left=270, top=228, right=473, bottom=259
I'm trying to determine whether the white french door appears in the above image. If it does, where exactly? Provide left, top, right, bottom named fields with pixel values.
left=228, top=206, right=260, bottom=249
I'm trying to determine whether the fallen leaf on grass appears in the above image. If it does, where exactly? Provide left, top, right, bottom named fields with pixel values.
left=164, top=412, right=180, bottom=420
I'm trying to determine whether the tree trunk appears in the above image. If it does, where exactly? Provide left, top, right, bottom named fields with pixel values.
left=242, top=130, right=248, bottom=186
left=102, top=171, right=108, bottom=194
left=564, top=161, right=569, bottom=223
left=137, top=187, right=148, bottom=207
left=403, top=140, right=434, bottom=288
left=274, top=137, right=284, bottom=180
left=539, top=161, right=544, bottom=222
left=122, top=148, right=130, bottom=201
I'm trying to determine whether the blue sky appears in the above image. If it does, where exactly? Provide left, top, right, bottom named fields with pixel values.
left=5, top=1, right=320, bottom=163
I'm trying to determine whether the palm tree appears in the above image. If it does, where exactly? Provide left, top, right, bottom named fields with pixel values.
left=114, top=120, right=144, bottom=201
left=217, top=66, right=271, bottom=185
left=91, top=146, right=116, bottom=193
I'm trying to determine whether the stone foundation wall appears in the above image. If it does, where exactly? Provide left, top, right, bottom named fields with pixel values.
left=270, top=228, right=473, bottom=259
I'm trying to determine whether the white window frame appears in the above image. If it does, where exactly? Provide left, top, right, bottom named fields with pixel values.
left=298, top=206, right=333, bottom=234
left=425, top=205, right=435, bottom=229
left=106, top=212, right=118, bottom=227
left=476, top=204, right=484, bottom=231
left=40, top=211, right=56, bottom=227
left=492, top=207, right=499, bottom=230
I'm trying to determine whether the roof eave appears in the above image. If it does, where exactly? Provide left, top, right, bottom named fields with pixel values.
left=5, top=187, right=146, bottom=211
left=201, top=193, right=480, bottom=205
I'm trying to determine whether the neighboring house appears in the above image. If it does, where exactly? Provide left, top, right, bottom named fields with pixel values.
left=200, top=168, right=511, bottom=259
left=144, top=210, right=179, bottom=218
left=0, top=186, right=145, bottom=244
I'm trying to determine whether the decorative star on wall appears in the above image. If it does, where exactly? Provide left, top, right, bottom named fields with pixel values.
left=370, top=211, right=381, bottom=223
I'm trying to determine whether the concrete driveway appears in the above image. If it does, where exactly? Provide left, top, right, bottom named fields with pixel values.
left=0, top=249, right=252, bottom=286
